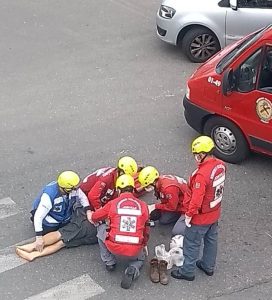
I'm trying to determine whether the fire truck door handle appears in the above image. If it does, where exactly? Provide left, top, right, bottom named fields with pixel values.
left=224, top=106, right=232, bottom=111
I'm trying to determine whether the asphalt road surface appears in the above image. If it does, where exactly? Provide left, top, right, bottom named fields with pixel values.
left=0, top=1, right=272, bottom=299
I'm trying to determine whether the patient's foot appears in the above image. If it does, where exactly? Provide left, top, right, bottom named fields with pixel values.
left=16, top=248, right=36, bottom=262
left=16, top=243, right=35, bottom=253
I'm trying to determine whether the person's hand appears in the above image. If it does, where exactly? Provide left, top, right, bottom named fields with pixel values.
left=135, top=186, right=144, bottom=193
left=148, top=204, right=156, bottom=214
left=87, top=210, right=94, bottom=224
left=143, top=246, right=149, bottom=256
left=35, top=236, right=44, bottom=252
left=145, top=186, right=154, bottom=193
left=185, top=214, right=192, bottom=227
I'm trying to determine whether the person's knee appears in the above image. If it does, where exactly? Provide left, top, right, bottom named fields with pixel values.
left=54, top=231, right=62, bottom=240
left=56, top=240, right=65, bottom=248
left=172, top=226, right=180, bottom=236
left=172, top=225, right=185, bottom=237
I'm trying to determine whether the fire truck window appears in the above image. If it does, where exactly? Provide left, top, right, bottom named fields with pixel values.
left=238, top=0, right=260, bottom=8
left=236, top=48, right=262, bottom=93
left=238, top=0, right=272, bottom=7
left=258, top=47, right=272, bottom=93
left=257, top=0, right=272, bottom=7
left=218, top=0, right=230, bottom=7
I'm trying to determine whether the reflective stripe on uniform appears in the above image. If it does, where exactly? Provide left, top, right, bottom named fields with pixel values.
left=210, top=197, right=222, bottom=208
left=212, top=174, right=225, bottom=187
left=44, top=215, right=59, bottom=224
left=115, top=235, right=140, bottom=244
left=53, top=197, right=64, bottom=204
left=117, top=208, right=141, bottom=216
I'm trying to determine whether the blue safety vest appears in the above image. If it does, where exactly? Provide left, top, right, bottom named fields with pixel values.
left=32, top=181, right=77, bottom=228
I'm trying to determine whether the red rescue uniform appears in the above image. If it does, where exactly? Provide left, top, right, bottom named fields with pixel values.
left=155, top=175, right=191, bottom=213
left=186, top=157, right=226, bottom=225
left=80, top=168, right=144, bottom=210
left=80, top=167, right=118, bottom=210
left=92, top=192, right=149, bottom=257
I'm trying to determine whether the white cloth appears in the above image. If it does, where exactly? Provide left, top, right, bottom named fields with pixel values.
left=185, top=214, right=192, bottom=227
left=170, top=235, right=184, bottom=249
left=155, top=237, right=184, bottom=270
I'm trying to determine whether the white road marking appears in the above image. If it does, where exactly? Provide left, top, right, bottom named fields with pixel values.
left=25, top=274, right=105, bottom=300
left=0, top=248, right=27, bottom=274
left=0, top=197, right=20, bottom=220
left=0, top=238, right=35, bottom=274
left=0, top=253, right=26, bottom=273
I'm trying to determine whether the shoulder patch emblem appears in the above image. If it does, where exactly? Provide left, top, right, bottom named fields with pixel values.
left=166, top=194, right=172, bottom=200
left=195, top=182, right=201, bottom=189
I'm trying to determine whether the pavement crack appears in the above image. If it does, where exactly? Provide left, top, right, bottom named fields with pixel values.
left=207, top=277, right=272, bottom=299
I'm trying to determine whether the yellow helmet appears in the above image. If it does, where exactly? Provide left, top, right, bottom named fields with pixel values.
left=118, top=156, right=138, bottom=176
left=192, top=136, right=215, bottom=154
left=57, top=171, right=80, bottom=191
left=138, top=166, right=159, bottom=187
left=116, top=174, right=135, bottom=189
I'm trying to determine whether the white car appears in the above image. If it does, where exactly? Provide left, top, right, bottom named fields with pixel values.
left=156, top=0, right=272, bottom=62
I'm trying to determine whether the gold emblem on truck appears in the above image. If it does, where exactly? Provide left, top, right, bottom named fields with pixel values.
left=256, top=97, right=272, bottom=123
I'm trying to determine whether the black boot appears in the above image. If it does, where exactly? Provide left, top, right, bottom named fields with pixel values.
left=171, top=269, right=195, bottom=281
left=106, top=264, right=116, bottom=272
left=121, top=266, right=136, bottom=289
left=196, top=260, right=214, bottom=276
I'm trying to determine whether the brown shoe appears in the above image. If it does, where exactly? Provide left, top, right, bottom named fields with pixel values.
left=150, top=258, right=160, bottom=283
left=159, top=260, right=169, bottom=285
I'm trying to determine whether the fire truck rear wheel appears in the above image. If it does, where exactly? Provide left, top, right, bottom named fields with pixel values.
left=203, top=117, right=250, bottom=164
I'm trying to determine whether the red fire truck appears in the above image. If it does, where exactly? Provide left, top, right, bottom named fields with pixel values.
left=184, top=25, right=272, bottom=163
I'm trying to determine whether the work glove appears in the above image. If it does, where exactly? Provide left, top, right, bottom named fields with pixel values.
left=185, top=214, right=192, bottom=228
left=143, top=246, right=149, bottom=257
left=35, top=236, right=44, bottom=252
left=145, top=186, right=154, bottom=193
left=148, top=204, right=156, bottom=214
